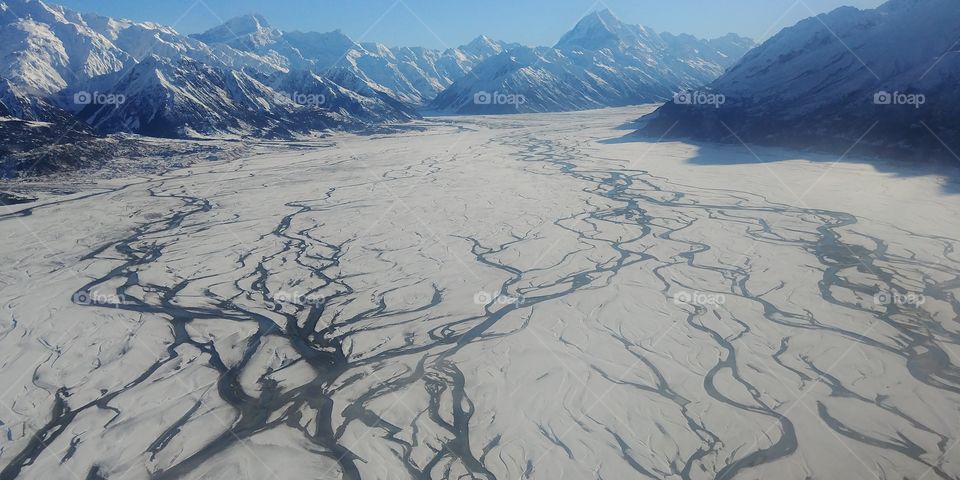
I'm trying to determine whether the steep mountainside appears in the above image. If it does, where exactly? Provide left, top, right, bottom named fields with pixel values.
left=638, top=0, right=960, bottom=160
left=0, top=0, right=417, bottom=138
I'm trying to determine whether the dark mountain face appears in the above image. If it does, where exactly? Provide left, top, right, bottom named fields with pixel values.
left=638, top=0, right=960, bottom=161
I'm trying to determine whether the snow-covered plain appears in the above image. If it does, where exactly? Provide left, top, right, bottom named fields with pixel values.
left=1, top=106, right=959, bottom=480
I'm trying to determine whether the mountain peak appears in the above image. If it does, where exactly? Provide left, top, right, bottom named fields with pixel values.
left=574, top=8, right=625, bottom=33
left=0, top=0, right=69, bottom=23
left=462, top=35, right=503, bottom=56
left=225, top=13, right=270, bottom=31
left=191, top=13, right=278, bottom=50
left=469, top=34, right=493, bottom=46
left=585, top=9, right=621, bottom=25
left=555, top=8, right=643, bottom=51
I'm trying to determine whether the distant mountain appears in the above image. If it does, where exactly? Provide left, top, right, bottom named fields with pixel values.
left=429, top=10, right=755, bottom=114
left=638, top=0, right=960, bottom=160
left=192, top=18, right=516, bottom=105
left=190, top=14, right=280, bottom=51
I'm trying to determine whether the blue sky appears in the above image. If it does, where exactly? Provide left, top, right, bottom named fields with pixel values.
left=53, top=0, right=887, bottom=48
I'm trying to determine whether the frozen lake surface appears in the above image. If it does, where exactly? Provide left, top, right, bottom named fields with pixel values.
left=1, top=107, right=959, bottom=479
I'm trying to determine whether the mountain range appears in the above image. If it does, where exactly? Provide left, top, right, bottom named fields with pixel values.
left=0, top=0, right=753, bottom=145
left=188, top=14, right=518, bottom=106
left=6, top=0, right=954, bottom=175
left=638, top=0, right=960, bottom=161
left=430, top=10, right=754, bottom=114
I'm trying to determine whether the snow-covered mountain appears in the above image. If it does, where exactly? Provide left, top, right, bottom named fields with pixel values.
left=0, top=0, right=417, bottom=139
left=77, top=56, right=396, bottom=138
left=0, top=0, right=761, bottom=146
left=190, top=13, right=279, bottom=51
left=0, top=0, right=525, bottom=142
left=0, top=0, right=128, bottom=105
left=192, top=17, right=516, bottom=105
left=639, top=0, right=960, bottom=160
left=429, top=10, right=755, bottom=114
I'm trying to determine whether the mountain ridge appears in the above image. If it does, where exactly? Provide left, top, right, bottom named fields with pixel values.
left=636, top=0, right=960, bottom=161
left=430, top=10, right=755, bottom=114
left=0, top=0, right=758, bottom=177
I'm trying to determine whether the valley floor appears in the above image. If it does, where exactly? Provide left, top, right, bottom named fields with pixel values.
left=1, top=107, right=959, bottom=479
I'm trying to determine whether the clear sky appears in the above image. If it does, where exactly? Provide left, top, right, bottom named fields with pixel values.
left=51, top=0, right=887, bottom=48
